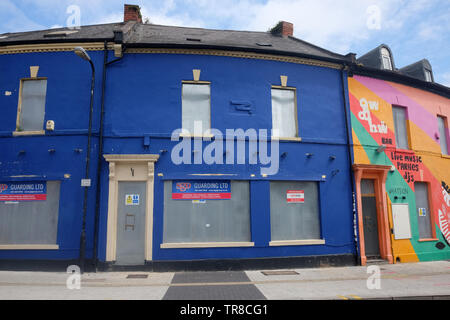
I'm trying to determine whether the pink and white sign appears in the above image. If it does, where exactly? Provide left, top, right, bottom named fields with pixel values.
left=287, top=190, right=304, bottom=203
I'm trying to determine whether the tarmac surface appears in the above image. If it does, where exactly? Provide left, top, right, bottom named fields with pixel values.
left=0, top=260, right=449, bottom=300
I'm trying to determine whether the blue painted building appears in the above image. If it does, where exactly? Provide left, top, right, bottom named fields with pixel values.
left=0, top=5, right=357, bottom=270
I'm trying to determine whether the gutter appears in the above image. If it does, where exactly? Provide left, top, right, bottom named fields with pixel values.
left=340, top=63, right=361, bottom=264
left=92, top=37, right=126, bottom=271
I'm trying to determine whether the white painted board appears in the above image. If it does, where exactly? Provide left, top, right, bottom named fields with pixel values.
left=392, top=203, right=412, bottom=240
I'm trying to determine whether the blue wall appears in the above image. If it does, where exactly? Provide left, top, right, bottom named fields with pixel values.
left=0, top=51, right=105, bottom=260
left=0, top=49, right=355, bottom=262
left=97, top=52, right=355, bottom=262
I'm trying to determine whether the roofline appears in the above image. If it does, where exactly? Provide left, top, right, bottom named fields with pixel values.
left=351, top=64, right=450, bottom=99
left=124, top=42, right=353, bottom=65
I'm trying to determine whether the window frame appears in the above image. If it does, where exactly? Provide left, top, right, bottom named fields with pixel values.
left=0, top=180, right=61, bottom=249
left=180, top=80, right=213, bottom=138
left=380, top=47, right=393, bottom=71
left=392, top=105, right=411, bottom=150
left=270, top=85, right=301, bottom=142
left=268, top=180, right=325, bottom=246
left=160, top=179, right=254, bottom=248
left=13, top=77, right=48, bottom=136
left=437, top=115, right=449, bottom=156
left=424, top=69, right=433, bottom=82
left=414, top=181, right=437, bottom=241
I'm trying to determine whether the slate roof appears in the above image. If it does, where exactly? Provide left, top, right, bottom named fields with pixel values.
left=0, top=21, right=351, bottom=63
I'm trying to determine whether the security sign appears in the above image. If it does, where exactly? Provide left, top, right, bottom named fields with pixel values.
left=125, top=194, right=140, bottom=206
left=172, top=180, right=231, bottom=200
left=287, top=190, right=304, bottom=203
left=0, top=181, right=47, bottom=201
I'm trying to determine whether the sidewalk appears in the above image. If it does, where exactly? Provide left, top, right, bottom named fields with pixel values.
left=0, top=261, right=449, bottom=300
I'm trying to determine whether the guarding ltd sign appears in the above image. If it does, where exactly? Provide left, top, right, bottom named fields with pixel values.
left=172, top=180, right=231, bottom=200
left=0, top=181, right=47, bottom=201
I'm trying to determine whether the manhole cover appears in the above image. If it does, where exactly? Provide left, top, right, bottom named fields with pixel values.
left=261, top=270, right=299, bottom=276
left=126, top=274, right=148, bottom=279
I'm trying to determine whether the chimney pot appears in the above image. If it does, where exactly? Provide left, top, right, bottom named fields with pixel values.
left=124, top=4, right=143, bottom=23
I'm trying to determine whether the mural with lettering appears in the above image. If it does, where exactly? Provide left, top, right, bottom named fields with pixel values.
left=349, top=75, right=450, bottom=262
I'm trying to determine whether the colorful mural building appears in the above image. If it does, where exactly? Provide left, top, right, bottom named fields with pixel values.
left=349, top=44, right=450, bottom=265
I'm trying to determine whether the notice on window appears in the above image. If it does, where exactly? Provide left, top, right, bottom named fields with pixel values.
left=125, top=194, right=140, bottom=206
left=287, top=190, right=304, bottom=203
left=0, top=181, right=47, bottom=201
left=418, top=208, right=427, bottom=217
left=172, top=180, right=231, bottom=200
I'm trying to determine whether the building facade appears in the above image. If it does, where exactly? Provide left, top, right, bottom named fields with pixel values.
left=349, top=45, right=450, bottom=265
left=0, top=5, right=448, bottom=270
left=0, top=6, right=357, bottom=270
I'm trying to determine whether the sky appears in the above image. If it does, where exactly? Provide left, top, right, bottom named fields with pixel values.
left=1, top=0, right=449, bottom=86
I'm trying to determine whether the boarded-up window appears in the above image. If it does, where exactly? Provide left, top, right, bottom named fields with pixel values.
left=270, top=181, right=321, bottom=241
left=392, top=106, right=409, bottom=149
left=414, top=182, right=433, bottom=239
left=18, top=79, right=47, bottom=131
left=0, top=181, right=60, bottom=245
left=163, top=180, right=250, bottom=243
left=271, top=88, right=298, bottom=138
left=182, top=83, right=211, bottom=134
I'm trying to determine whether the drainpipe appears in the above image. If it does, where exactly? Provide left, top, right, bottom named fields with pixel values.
left=92, top=38, right=125, bottom=271
left=340, top=61, right=361, bottom=265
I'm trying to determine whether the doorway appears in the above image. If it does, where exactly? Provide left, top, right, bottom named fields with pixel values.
left=104, top=154, right=159, bottom=265
left=116, top=181, right=147, bottom=265
left=361, top=179, right=381, bottom=259
left=353, top=164, right=393, bottom=265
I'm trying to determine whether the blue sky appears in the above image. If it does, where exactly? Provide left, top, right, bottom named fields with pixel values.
left=1, top=0, right=449, bottom=86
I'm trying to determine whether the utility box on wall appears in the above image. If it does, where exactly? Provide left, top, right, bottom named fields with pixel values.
left=392, top=203, right=412, bottom=240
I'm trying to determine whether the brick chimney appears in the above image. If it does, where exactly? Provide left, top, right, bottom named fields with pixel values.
left=270, top=21, right=294, bottom=37
left=124, top=4, right=142, bottom=23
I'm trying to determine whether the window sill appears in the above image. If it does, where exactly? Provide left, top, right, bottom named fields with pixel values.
left=0, top=244, right=59, bottom=250
left=269, top=239, right=325, bottom=246
left=418, top=238, right=438, bottom=242
left=12, top=130, right=45, bottom=136
left=179, top=133, right=214, bottom=139
left=394, top=148, right=414, bottom=154
left=441, top=154, right=450, bottom=159
left=160, top=242, right=254, bottom=249
left=271, top=136, right=302, bottom=142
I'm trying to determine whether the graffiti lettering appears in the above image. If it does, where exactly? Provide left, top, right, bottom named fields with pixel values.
left=403, top=171, right=415, bottom=183
left=358, top=98, right=388, bottom=134
left=388, top=187, right=408, bottom=195
left=442, top=182, right=450, bottom=207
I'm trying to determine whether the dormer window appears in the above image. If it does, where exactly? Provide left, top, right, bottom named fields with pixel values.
left=381, top=48, right=393, bottom=70
left=424, top=69, right=433, bottom=82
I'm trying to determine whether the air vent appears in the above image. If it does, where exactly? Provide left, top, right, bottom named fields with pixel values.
left=186, top=38, right=201, bottom=42
left=126, top=274, right=148, bottom=279
left=44, top=30, right=79, bottom=38
left=256, top=42, right=272, bottom=47
left=261, top=270, right=299, bottom=276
